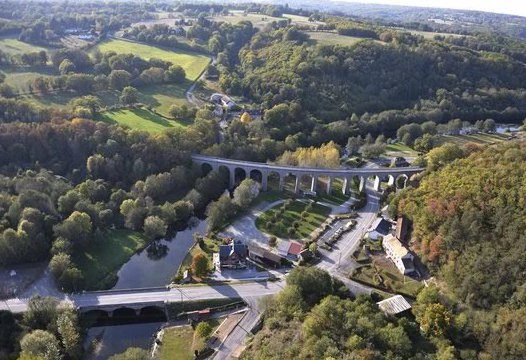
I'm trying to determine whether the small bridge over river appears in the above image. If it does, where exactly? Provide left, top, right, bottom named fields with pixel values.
left=191, top=155, right=424, bottom=193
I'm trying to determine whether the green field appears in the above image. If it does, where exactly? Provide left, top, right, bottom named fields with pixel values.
left=93, top=39, right=210, bottom=80
left=95, top=108, right=190, bottom=133
left=0, top=36, right=51, bottom=55
left=0, top=65, right=59, bottom=93
left=74, top=229, right=149, bottom=289
left=306, top=31, right=381, bottom=46
left=211, top=12, right=283, bottom=28
left=255, top=200, right=331, bottom=240
left=139, top=82, right=189, bottom=116
left=385, top=142, right=419, bottom=156
left=408, top=29, right=465, bottom=39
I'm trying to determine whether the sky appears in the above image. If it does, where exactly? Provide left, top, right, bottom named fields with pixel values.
left=338, top=0, right=526, bottom=17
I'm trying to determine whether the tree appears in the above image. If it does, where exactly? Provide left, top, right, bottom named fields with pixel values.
left=483, top=118, right=496, bottom=133
left=233, top=179, right=259, bottom=209
left=268, top=236, right=277, bottom=247
left=414, top=134, right=436, bottom=153
left=427, top=143, right=464, bottom=171
left=59, top=59, right=75, bottom=75
left=191, top=253, right=209, bottom=277
left=108, top=348, right=150, bottom=360
left=206, top=193, right=236, bottom=231
left=20, top=330, right=62, bottom=360
left=360, top=143, right=385, bottom=159
left=108, top=70, right=132, bottom=90
left=143, top=216, right=167, bottom=240
left=195, top=322, right=213, bottom=339
left=56, top=310, right=81, bottom=358
left=417, top=303, right=452, bottom=337
left=53, top=211, right=92, bottom=248
left=166, top=65, right=186, bottom=83
left=22, top=296, right=59, bottom=331
left=48, top=253, right=72, bottom=278
left=119, top=86, right=139, bottom=105
left=346, top=136, right=363, bottom=155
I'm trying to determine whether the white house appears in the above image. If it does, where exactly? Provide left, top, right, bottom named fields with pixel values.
left=382, top=234, right=415, bottom=275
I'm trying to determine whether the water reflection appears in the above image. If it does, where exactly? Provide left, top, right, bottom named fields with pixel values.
left=112, top=217, right=207, bottom=289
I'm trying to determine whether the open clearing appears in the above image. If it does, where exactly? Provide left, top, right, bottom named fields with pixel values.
left=0, top=36, right=52, bottom=55
left=306, top=31, right=382, bottom=46
left=211, top=12, right=282, bottom=28
left=95, top=108, right=190, bottom=133
left=436, top=132, right=512, bottom=146
left=74, top=229, right=149, bottom=290
left=93, top=39, right=210, bottom=80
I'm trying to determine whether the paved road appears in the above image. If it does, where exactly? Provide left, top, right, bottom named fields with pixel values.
left=1, top=281, right=285, bottom=314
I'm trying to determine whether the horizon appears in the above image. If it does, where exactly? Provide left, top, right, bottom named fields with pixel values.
left=334, top=0, right=526, bottom=17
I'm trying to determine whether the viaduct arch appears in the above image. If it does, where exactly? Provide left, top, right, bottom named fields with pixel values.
left=192, top=155, right=424, bottom=193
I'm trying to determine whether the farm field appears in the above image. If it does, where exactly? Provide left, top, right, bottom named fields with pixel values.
left=95, top=108, right=189, bottom=133
left=406, top=29, right=465, bottom=39
left=306, top=31, right=382, bottom=46
left=20, top=90, right=119, bottom=109
left=93, top=39, right=210, bottom=80
left=435, top=132, right=513, bottom=146
left=0, top=36, right=52, bottom=55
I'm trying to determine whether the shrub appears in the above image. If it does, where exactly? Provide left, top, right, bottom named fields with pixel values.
left=287, top=227, right=295, bottom=236
left=268, top=236, right=277, bottom=247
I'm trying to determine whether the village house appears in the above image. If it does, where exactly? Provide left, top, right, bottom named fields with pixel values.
left=382, top=234, right=415, bottom=275
left=248, top=245, right=283, bottom=268
left=396, top=216, right=409, bottom=243
left=213, top=241, right=248, bottom=271
left=367, top=218, right=392, bottom=240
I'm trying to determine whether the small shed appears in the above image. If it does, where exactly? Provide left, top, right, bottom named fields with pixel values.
left=377, top=295, right=412, bottom=315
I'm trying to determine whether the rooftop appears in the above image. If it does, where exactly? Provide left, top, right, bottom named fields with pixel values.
left=371, top=218, right=391, bottom=235
left=383, top=234, right=409, bottom=258
left=396, top=216, right=409, bottom=242
left=288, top=242, right=303, bottom=255
left=377, top=295, right=412, bottom=315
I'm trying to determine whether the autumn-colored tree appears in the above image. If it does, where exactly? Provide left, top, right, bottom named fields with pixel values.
left=191, top=254, right=209, bottom=277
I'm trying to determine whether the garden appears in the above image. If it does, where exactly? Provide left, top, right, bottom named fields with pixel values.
left=255, top=199, right=331, bottom=240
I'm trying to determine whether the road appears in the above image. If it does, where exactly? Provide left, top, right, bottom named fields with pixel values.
left=1, top=281, right=285, bottom=314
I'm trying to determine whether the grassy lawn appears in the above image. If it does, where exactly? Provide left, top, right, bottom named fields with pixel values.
left=311, top=179, right=350, bottom=206
left=385, top=142, right=419, bottom=156
left=93, top=39, right=210, bottom=81
left=253, top=190, right=295, bottom=205
left=139, top=82, right=190, bottom=117
left=74, top=229, right=149, bottom=290
left=20, top=90, right=119, bottom=109
left=351, top=255, right=424, bottom=297
left=255, top=200, right=331, bottom=240
left=159, top=319, right=220, bottom=360
left=0, top=36, right=52, bottom=55
left=306, top=31, right=382, bottom=46
left=177, top=237, right=223, bottom=281
left=95, top=108, right=189, bottom=133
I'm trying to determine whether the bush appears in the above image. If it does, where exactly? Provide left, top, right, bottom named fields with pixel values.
left=293, top=221, right=300, bottom=229
left=268, top=236, right=277, bottom=247
left=287, top=227, right=295, bottom=236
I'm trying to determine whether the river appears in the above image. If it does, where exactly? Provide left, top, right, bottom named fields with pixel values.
left=112, top=217, right=207, bottom=289
left=84, top=217, right=207, bottom=359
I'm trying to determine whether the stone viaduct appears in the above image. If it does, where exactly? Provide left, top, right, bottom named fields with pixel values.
left=191, top=155, right=424, bottom=193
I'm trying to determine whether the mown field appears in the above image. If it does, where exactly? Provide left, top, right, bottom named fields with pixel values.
left=93, top=39, right=210, bottom=80
left=306, top=31, right=383, bottom=46
left=0, top=36, right=52, bottom=55
left=95, top=108, right=190, bottom=133
left=211, top=11, right=282, bottom=28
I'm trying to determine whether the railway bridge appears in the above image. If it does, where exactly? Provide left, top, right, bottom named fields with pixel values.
left=191, top=155, right=424, bottom=193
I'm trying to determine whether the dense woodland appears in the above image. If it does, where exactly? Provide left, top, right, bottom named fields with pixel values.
left=386, top=142, right=526, bottom=359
